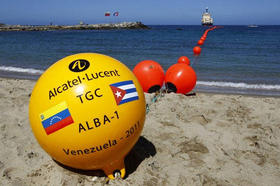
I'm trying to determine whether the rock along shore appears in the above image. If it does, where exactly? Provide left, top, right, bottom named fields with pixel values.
left=0, top=22, right=149, bottom=31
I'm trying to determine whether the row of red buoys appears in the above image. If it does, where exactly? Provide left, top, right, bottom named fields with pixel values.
left=193, top=26, right=218, bottom=56
left=134, top=26, right=222, bottom=94
left=133, top=57, right=196, bottom=94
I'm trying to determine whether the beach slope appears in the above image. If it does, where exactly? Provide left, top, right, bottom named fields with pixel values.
left=0, top=78, right=280, bottom=185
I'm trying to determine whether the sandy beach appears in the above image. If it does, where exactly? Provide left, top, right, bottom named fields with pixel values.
left=0, top=77, right=280, bottom=186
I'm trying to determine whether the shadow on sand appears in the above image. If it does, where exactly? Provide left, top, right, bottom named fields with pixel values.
left=54, top=136, right=156, bottom=179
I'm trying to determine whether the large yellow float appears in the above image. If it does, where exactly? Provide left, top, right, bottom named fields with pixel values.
left=29, top=53, right=146, bottom=179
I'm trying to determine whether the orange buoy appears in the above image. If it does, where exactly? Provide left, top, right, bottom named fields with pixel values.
left=165, top=63, right=196, bottom=94
left=197, top=39, right=204, bottom=45
left=193, top=46, right=201, bottom=55
left=133, top=60, right=165, bottom=93
left=201, top=36, right=206, bottom=41
left=177, top=56, right=190, bottom=65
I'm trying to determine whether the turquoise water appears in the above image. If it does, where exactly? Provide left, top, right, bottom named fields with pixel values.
left=0, top=25, right=280, bottom=96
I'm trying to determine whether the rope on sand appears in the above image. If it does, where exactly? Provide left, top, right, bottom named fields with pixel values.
left=145, top=88, right=196, bottom=114
left=146, top=89, right=166, bottom=114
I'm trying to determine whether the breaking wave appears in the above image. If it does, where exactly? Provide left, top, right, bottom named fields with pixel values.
left=0, top=66, right=43, bottom=74
left=1, top=66, right=280, bottom=91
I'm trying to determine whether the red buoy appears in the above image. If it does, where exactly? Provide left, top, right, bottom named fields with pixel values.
left=201, top=36, right=206, bottom=41
left=133, top=60, right=165, bottom=93
left=177, top=56, right=190, bottom=65
left=193, top=46, right=201, bottom=55
left=165, top=63, right=196, bottom=94
left=197, top=39, right=204, bottom=45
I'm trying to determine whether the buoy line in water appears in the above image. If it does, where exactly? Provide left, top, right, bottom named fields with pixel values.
left=134, top=26, right=222, bottom=104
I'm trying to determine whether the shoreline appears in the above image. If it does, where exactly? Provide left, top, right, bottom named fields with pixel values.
left=0, top=75, right=279, bottom=98
left=0, top=22, right=149, bottom=31
left=1, top=77, right=280, bottom=185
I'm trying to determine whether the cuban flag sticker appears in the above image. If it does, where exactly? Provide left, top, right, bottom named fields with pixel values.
left=110, top=80, right=139, bottom=105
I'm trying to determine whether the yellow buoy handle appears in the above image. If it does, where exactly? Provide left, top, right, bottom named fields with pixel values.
left=103, top=159, right=126, bottom=179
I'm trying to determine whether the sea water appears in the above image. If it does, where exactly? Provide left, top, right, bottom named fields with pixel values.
left=0, top=25, right=279, bottom=96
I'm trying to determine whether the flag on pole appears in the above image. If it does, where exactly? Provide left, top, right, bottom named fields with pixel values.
left=113, top=12, right=119, bottom=16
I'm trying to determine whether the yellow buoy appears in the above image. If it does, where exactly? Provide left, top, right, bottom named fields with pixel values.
left=29, top=53, right=146, bottom=179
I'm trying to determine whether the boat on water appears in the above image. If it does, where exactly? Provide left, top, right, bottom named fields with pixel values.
left=201, top=7, right=213, bottom=26
left=248, top=25, right=258, bottom=28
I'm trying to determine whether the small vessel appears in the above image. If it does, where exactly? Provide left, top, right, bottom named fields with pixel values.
left=248, top=25, right=258, bottom=28
left=201, top=7, right=213, bottom=26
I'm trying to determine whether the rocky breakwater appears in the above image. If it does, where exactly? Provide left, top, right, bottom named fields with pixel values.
left=0, top=22, right=149, bottom=31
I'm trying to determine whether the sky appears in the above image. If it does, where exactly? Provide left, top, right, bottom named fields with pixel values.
left=0, top=0, right=279, bottom=25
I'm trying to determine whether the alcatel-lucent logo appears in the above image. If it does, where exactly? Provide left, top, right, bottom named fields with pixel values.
left=69, top=59, right=90, bottom=72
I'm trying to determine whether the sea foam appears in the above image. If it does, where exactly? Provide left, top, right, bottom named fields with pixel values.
left=0, top=66, right=43, bottom=74
left=1, top=66, right=280, bottom=91
left=197, top=81, right=280, bottom=90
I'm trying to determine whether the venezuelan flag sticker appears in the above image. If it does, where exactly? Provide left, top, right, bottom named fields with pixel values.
left=40, top=102, right=74, bottom=135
